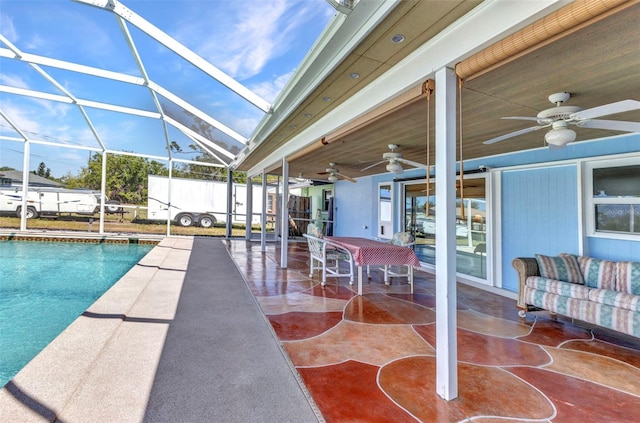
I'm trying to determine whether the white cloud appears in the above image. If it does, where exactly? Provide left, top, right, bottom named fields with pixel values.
left=0, top=73, right=29, bottom=89
left=0, top=12, right=18, bottom=43
left=174, top=1, right=322, bottom=80
left=251, top=70, right=294, bottom=103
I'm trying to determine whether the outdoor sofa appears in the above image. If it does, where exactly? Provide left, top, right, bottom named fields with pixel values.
left=513, top=254, right=640, bottom=337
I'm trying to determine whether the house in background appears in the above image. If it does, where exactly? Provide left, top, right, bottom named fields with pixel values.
left=0, top=170, right=63, bottom=188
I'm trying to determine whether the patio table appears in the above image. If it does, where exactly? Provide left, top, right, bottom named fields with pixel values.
left=326, top=236, right=421, bottom=295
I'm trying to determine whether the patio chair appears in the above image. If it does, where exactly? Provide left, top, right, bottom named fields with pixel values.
left=383, top=231, right=415, bottom=291
left=303, top=223, right=354, bottom=286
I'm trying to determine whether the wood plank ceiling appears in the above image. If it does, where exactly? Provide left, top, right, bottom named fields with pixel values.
left=237, top=1, right=640, bottom=182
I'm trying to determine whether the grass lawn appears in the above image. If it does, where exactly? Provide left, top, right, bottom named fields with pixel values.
left=0, top=215, right=269, bottom=237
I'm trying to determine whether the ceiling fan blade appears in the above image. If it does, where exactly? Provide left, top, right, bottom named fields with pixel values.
left=360, top=160, right=386, bottom=172
left=398, top=158, right=427, bottom=169
left=317, top=171, right=330, bottom=175
left=571, top=99, right=640, bottom=120
left=575, top=119, right=640, bottom=132
left=502, top=116, right=541, bottom=121
left=337, top=172, right=357, bottom=183
left=483, top=125, right=545, bottom=144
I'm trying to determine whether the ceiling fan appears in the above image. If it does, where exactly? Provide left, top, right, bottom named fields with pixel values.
left=361, top=144, right=427, bottom=174
left=483, top=92, right=640, bottom=148
left=318, top=163, right=356, bottom=183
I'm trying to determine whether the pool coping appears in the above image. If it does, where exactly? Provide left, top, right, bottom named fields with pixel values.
left=0, top=236, right=194, bottom=421
left=0, top=229, right=165, bottom=244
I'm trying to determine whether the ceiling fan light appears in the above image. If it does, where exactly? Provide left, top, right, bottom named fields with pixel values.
left=328, top=174, right=338, bottom=182
left=544, top=127, right=576, bottom=146
left=386, top=162, right=403, bottom=174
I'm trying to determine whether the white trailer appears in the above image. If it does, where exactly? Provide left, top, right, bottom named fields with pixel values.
left=0, top=186, right=113, bottom=218
left=147, top=175, right=269, bottom=228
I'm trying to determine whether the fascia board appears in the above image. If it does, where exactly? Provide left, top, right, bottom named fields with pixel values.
left=243, top=0, right=568, bottom=177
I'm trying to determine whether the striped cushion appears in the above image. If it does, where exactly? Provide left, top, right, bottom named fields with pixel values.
left=616, top=261, right=640, bottom=295
left=575, top=256, right=617, bottom=290
left=525, top=276, right=590, bottom=300
left=524, top=287, right=582, bottom=319
left=535, top=254, right=584, bottom=285
left=581, top=301, right=640, bottom=338
left=589, top=289, right=640, bottom=312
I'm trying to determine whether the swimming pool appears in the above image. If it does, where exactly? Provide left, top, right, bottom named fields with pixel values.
left=0, top=240, right=155, bottom=387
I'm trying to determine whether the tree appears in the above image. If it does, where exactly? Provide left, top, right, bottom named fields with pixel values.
left=65, top=152, right=169, bottom=204
left=34, top=162, right=51, bottom=178
left=169, top=141, right=245, bottom=182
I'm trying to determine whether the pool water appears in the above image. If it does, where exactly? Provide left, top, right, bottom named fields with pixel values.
left=0, top=241, right=154, bottom=387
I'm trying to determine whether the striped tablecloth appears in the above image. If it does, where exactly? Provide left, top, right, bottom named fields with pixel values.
left=326, top=237, right=420, bottom=267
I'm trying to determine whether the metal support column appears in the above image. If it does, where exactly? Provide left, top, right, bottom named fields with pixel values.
left=19, top=141, right=30, bottom=231
left=280, top=158, right=289, bottom=268
left=226, top=169, right=233, bottom=238
left=99, top=151, right=107, bottom=234
left=434, top=66, right=458, bottom=401
left=261, top=170, right=267, bottom=252
left=245, top=177, right=253, bottom=240
left=166, top=164, right=172, bottom=237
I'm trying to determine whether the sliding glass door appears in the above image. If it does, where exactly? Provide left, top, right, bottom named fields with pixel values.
left=403, top=177, right=487, bottom=280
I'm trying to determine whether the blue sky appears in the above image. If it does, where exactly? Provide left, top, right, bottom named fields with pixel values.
left=0, top=0, right=335, bottom=177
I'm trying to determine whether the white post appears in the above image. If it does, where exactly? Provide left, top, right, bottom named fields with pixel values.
left=434, top=66, right=458, bottom=400
left=261, top=170, right=267, bottom=252
left=280, top=158, right=289, bottom=268
left=226, top=169, right=233, bottom=238
left=166, top=164, right=172, bottom=237
left=246, top=177, right=253, bottom=240
left=467, top=199, right=473, bottom=248
left=99, top=151, right=107, bottom=234
left=20, top=141, right=30, bottom=231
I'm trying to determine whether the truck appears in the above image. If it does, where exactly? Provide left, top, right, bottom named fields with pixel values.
left=147, top=175, right=271, bottom=227
left=0, top=185, right=120, bottom=219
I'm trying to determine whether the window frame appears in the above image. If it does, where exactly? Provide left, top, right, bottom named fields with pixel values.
left=584, top=156, right=640, bottom=241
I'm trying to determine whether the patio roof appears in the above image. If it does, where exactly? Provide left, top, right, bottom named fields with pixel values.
left=233, top=0, right=640, bottom=180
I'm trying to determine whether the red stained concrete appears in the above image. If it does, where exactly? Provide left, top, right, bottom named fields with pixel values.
left=226, top=241, right=640, bottom=423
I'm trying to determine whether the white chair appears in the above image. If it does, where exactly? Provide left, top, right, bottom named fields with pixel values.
left=383, top=231, right=416, bottom=292
left=303, top=223, right=354, bottom=286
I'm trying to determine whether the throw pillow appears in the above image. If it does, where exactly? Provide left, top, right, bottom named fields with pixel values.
left=574, top=256, right=617, bottom=290
left=535, top=254, right=584, bottom=284
left=616, top=261, right=640, bottom=295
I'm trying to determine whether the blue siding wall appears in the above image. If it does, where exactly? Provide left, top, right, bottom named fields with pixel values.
left=501, top=165, right=580, bottom=292
left=331, top=132, right=638, bottom=293
left=334, top=177, right=375, bottom=237
left=588, top=238, right=640, bottom=262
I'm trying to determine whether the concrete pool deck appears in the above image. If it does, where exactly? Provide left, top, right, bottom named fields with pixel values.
left=0, top=236, right=321, bottom=422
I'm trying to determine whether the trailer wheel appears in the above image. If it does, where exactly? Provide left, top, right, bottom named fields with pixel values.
left=198, top=214, right=216, bottom=228
left=176, top=213, right=194, bottom=227
left=105, top=200, right=121, bottom=213
left=16, top=206, right=39, bottom=219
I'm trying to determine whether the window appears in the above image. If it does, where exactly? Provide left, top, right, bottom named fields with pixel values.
left=585, top=157, right=640, bottom=239
left=403, top=176, right=488, bottom=280
left=322, top=189, right=332, bottom=211
left=378, top=183, right=393, bottom=238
